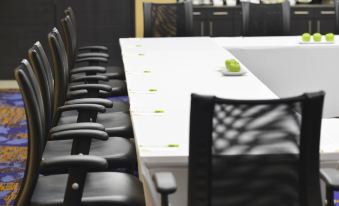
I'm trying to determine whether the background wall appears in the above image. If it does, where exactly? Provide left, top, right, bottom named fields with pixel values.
left=0, top=0, right=135, bottom=79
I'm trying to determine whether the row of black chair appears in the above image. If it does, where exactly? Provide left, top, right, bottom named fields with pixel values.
left=13, top=7, right=145, bottom=206
left=144, top=0, right=339, bottom=37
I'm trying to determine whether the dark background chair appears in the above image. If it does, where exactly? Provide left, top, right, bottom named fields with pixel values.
left=242, top=1, right=290, bottom=36
left=143, top=1, right=193, bottom=37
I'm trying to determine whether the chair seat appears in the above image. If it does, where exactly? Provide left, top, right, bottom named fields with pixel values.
left=102, top=79, right=127, bottom=96
left=103, top=66, right=125, bottom=80
left=41, top=137, right=136, bottom=175
left=30, top=172, right=145, bottom=206
left=58, top=112, right=133, bottom=138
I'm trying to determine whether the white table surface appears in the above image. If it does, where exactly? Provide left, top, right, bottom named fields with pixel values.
left=120, top=36, right=339, bottom=206
left=215, top=36, right=339, bottom=118
left=213, top=36, right=339, bottom=49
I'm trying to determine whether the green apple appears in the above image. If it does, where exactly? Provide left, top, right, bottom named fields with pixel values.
left=302, top=33, right=311, bottom=42
left=313, top=33, right=322, bottom=42
left=325, top=33, right=334, bottom=42
left=228, top=61, right=241, bottom=72
left=225, top=59, right=236, bottom=68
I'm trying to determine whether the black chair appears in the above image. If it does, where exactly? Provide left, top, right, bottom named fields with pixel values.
left=64, top=6, right=108, bottom=54
left=64, top=7, right=125, bottom=80
left=56, top=23, right=128, bottom=97
left=48, top=28, right=133, bottom=138
left=14, top=60, right=145, bottom=206
left=242, top=1, right=290, bottom=36
left=152, top=92, right=339, bottom=206
left=28, top=41, right=129, bottom=114
left=143, top=1, right=193, bottom=37
left=335, top=0, right=339, bottom=34
left=26, top=51, right=137, bottom=174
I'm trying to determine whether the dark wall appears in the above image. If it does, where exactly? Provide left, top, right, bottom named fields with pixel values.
left=55, top=0, right=135, bottom=66
left=0, top=0, right=134, bottom=79
left=0, top=0, right=55, bottom=79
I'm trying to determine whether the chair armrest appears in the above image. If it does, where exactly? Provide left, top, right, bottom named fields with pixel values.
left=69, top=84, right=112, bottom=93
left=71, top=75, right=109, bottom=82
left=78, top=46, right=108, bottom=52
left=67, top=89, right=88, bottom=100
left=41, top=155, right=108, bottom=172
left=321, top=168, right=339, bottom=189
left=65, top=98, right=113, bottom=108
left=75, top=57, right=108, bottom=64
left=153, top=172, right=177, bottom=195
left=71, top=66, right=106, bottom=74
left=49, top=129, right=109, bottom=141
left=57, top=104, right=106, bottom=113
left=49, top=123, right=105, bottom=134
left=77, top=52, right=109, bottom=59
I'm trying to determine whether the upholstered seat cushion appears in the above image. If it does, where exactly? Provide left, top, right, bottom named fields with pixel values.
left=41, top=137, right=135, bottom=175
left=102, top=66, right=125, bottom=80
left=102, top=79, right=127, bottom=96
left=58, top=112, right=133, bottom=138
left=30, top=172, right=145, bottom=206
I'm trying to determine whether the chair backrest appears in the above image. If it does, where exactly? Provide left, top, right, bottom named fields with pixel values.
left=143, top=1, right=193, bottom=37
left=335, top=0, right=339, bottom=33
left=242, top=1, right=290, bottom=36
left=188, top=92, right=324, bottom=206
left=28, top=41, right=54, bottom=129
left=14, top=60, right=45, bottom=205
left=64, top=6, right=78, bottom=36
left=61, top=15, right=77, bottom=69
left=48, top=28, right=70, bottom=117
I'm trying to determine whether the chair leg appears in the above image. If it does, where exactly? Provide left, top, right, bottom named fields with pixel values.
left=326, top=186, right=335, bottom=206
left=161, top=195, right=169, bottom=206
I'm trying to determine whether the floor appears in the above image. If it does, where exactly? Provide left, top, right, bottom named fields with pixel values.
left=0, top=81, right=18, bottom=89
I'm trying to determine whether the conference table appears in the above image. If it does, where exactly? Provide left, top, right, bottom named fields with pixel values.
left=119, top=36, right=339, bottom=206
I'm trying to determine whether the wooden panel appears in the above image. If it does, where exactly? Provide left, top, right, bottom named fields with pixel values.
left=0, top=0, right=55, bottom=79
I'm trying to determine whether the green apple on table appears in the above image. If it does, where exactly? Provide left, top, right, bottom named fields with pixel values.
left=313, top=33, right=322, bottom=42
left=225, top=59, right=241, bottom=72
left=325, top=33, right=334, bottom=42
left=302, top=33, right=311, bottom=42
left=225, top=59, right=236, bottom=68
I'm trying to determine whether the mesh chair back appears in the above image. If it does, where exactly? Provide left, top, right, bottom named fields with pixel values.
left=143, top=1, right=193, bottom=37
left=48, top=28, right=70, bottom=119
left=28, top=42, right=54, bottom=129
left=242, top=1, right=290, bottom=36
left=14, top=60, right=45, bottom=205
left=188, top=92, right=324, bottom=206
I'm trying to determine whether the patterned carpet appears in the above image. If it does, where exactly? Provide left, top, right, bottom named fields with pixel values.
left=0, top=89, right=27, bottom=206
left=0, top=89, right=129, bottom=205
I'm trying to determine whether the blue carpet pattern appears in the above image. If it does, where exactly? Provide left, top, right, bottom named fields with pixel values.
left=0, top=90, right=27, bottom=205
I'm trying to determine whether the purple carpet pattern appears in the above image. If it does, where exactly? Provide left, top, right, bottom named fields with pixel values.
left=0, top=89, right=27, bottom=205
left=0, top=90, right=128, bottom=205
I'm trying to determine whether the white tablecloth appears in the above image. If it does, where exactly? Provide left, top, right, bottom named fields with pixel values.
left=120, top=36, right=339, bottom=206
